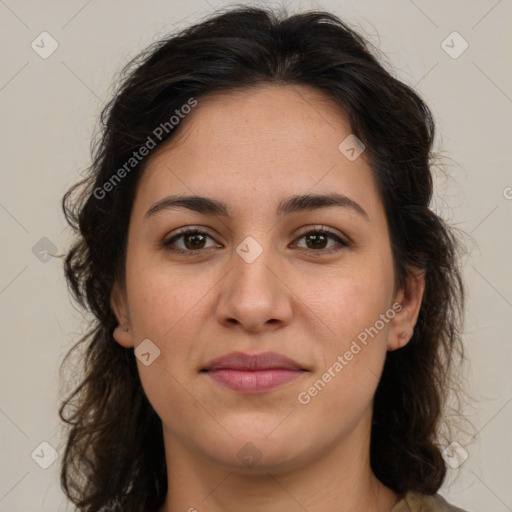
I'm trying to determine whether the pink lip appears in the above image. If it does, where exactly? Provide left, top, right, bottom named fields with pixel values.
left=206, top=369, right=304, bottom=393
left=201, top=351, right=307, bottom=393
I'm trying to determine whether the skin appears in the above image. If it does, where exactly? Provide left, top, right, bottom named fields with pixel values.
left=111, top=84, right=425, bottom=512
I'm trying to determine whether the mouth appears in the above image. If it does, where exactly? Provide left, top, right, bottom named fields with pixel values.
left=201, top=351, right=308, bottom=393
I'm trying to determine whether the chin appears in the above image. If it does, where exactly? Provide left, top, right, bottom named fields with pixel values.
left=202, top=424, right=313, bottom=474
left=210, top=442, right=306, bottom=475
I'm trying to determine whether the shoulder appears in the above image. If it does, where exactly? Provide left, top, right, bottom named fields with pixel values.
left=390, top=491, right=470, bottom=512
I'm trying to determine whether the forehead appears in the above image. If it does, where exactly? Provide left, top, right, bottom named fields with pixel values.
left=154, top=84, right=353, bottom=161
left=132, top=84, right=381, bottom=220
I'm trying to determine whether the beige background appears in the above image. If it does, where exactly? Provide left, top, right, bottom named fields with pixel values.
left=1, top=0, right=511, bottom=510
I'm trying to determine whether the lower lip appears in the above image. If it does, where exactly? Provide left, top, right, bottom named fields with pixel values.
left=204, top=369, right=305, bottom=393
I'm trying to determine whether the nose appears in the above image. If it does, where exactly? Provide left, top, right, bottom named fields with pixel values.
left=215, top=241, right=293, bottom=333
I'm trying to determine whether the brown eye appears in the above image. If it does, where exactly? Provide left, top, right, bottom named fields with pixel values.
left=182, top=232, right=207, bottom=250
left=292, top=227, right=350, bottom=255
left=163, top=229, right=220, bottom=254
left=303, top=232, right=329, bottom=250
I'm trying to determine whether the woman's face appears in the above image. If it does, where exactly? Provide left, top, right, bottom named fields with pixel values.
left=112, top=84, right=423, bottom=474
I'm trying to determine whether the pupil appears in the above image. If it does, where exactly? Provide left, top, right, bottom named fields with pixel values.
left=186, top=234, right=205, bottom=250
left=307, top=234, right=326, bottom=249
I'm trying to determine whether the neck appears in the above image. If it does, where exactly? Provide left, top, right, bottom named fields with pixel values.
left=158, top=411, right=398, bottom=512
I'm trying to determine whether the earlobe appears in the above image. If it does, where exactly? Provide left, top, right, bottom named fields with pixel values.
left=387, top=267, right=425, bottom=351
left=113, top=324, right=134, bottom=348
left=395, top=328, right=414, bottom=349
left=110, top=282, right=135, bottom=348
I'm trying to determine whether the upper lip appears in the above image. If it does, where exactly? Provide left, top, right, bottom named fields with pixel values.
left=202, top=351, right=306, bottom=371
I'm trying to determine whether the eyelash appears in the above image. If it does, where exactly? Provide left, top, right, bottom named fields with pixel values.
left=162, top=226, right=350, bottom=256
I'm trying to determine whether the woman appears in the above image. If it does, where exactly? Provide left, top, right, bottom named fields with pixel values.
left=59, top=5, right=469, bottom=511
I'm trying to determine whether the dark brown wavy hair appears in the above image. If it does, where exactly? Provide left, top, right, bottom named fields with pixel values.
left=59, top=4, right=467, bottom=511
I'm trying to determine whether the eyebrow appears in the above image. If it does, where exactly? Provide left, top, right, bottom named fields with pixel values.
left=144, top=192, right=369, bottom=221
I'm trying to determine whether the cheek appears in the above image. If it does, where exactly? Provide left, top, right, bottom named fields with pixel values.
left=126, top=259, right=206, bottom=338
left=125, top=258, right=217, bottom=396
left=296, top=256, right=394, bottom=347
left=125, top=265, right=209, bottom=419
left=295, top=270, right=393, bottom=420
left=294, top=256, right=395, bottom=416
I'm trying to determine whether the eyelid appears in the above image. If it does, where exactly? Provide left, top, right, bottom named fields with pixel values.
left=162, top=226, right=220, bottom=247
left=290, top=225, right=351, bottom=254
left=293, top=224, right=348, bottom=241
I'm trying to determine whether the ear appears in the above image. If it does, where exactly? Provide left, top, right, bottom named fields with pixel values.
left=110, top=281, right=135, bottom=348
left=387, top=267, right=425, bottom=351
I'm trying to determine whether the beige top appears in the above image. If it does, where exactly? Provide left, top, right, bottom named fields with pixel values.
left=390, top=492, right=468, bottom=512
